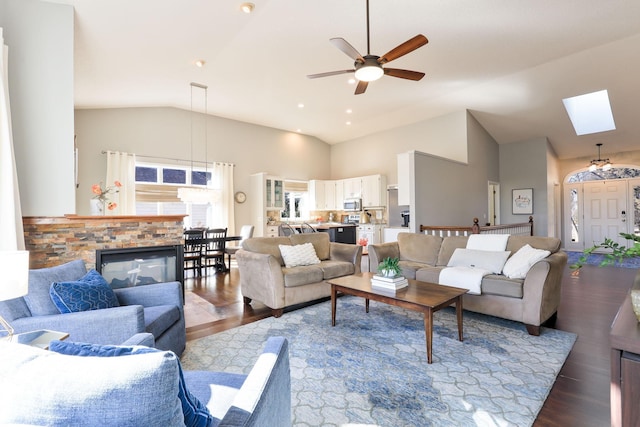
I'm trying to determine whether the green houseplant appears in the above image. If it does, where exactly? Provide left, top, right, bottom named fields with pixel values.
left=378, top=257, right=401, bottom=278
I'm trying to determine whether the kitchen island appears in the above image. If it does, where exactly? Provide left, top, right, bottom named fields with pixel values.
left=292, top=222, right=357, bottom=244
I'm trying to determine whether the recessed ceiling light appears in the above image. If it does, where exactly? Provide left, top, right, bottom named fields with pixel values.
left=347, top=78, right=356, bottom=85
left=195, top=60, right=205, bottom=68
left=240, top=2, right=255, bottom=13
left=346, top=121, right=351, bottom=125
left=298, top=103, right=304, bottom=109
left=296, top=129, right=302, bottom=133
left=346, top=109, right=352, bottom=114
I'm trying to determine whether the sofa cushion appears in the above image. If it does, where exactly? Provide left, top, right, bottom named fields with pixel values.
left=144, top=305, right=181, bottom=339
left=398, top=233, right=442, bottom=266
left=467, top=234, right=509, bottom=251
left=506, top=236, right=561, bottom=254
left=481, top=275, right=524, bottom=298
left=415, top=266, right=445, bottom=283
left=282, top=265, right=324, bottom=287
left=48, top=340, right=213, bottom=427
left=319, top=260, right=355, bottom=280
left=502, top=244, right=551, bottom=279
left=279, top=243, right=321, bottom=268
left=49, top=269, right=120, bottom=314
left=447, top=249, right=511, bottom=274
left=290, top=232, right=331, bottom=260
left=0, top=341, right=184, bottom=426
left=436, top=236, right=468, bottom=266
left=24, top=259, right=88, bottom=316
left=242, top=237, right=291, bottom=266
left=397, top=260, right=431, bottom=279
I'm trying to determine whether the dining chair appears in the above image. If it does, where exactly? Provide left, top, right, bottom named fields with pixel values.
left=202, top=228, right=228, bottom=274
left=225, top=225, right=254, bottom=269
left=183, top=228, right=205, bottom=277
left=300, top=223, right=316, bottom=233
left=278, top=223, right=297, bottom=236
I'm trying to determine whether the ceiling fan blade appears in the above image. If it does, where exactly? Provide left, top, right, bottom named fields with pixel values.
left=307, top=69, right=355, bottom=79
left=384, top=68, right=425, bottom=81
left=378, top=34, right=428, bottom=64
left=330, top=38, right=365, bottom=63
left=355, top=80, right=368, bottom=95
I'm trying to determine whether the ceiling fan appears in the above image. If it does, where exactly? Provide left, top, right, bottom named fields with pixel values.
left=307, top=0, right=428, bottom=95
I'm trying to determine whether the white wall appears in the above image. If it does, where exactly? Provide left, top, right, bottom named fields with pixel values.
left=330, top=111, right=468, bottom=184
left=0, top=0, right=74, bottom=216
left=74, top=107, right=331, bottom=231
left=499, top=137, right=552, bottom=236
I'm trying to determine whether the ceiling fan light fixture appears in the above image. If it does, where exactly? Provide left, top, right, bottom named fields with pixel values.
left=354, top=57, right=384, bottom=82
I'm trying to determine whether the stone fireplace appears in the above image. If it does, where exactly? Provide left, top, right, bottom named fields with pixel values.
left=22, top=215, right=185, bottom=271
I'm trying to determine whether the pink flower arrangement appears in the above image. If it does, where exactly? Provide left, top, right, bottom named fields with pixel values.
left=358, top=238, right=368, bottom=246
left=92, top=180, right=122, bottom=210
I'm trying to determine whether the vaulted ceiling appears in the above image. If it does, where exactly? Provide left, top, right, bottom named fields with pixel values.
left=51, top=0, right=640, bottom=160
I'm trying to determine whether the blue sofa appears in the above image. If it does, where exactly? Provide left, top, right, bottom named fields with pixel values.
left=0, top=336, right=291, bottom=426
left=0, top=259, right=186, bottom=356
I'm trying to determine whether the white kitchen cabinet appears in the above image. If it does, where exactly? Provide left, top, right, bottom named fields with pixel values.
left=335, top=180, right=344, bottom=209
left=361, top=174, right=387, bottom=207
left=265, top=225, right=279, bottom=237
left=343, top=177, right=362, bottom=199
left=309, top=180, right=325, bottom=210
left=250, top=173, right=284, bottom=237
left=325, top=180, right=336, bottom=210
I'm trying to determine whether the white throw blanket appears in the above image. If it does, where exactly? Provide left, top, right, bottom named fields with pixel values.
left=439, top=266, right=491, bottom=295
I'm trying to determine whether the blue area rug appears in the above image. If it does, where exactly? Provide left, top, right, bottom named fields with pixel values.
left=566, top=251, right=640, bottom=269
left=182, top=297, right=576, bottom=427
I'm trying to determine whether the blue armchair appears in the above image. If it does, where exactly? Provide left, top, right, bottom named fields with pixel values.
left=0, top=337, right=291, bottom=427
left=0, top=259, right=186, bottom=356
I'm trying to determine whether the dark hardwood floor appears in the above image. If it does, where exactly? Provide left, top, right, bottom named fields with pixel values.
left=185, top=263, right=637, bottom=427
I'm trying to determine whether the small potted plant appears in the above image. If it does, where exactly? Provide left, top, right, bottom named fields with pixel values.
left=378, top=257, right=401, bottom=278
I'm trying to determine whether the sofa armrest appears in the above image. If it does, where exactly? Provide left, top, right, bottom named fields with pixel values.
left=114, top=281, right=183, bottom=309
left=236, top=250, right=286, bottom=310
left=11, top=305, right=146, bottom=345
left=522, top=251, right=568, bottom=325
left=368, top=242, right=400, bottom=273
left=122, top=332, right=155, bottom=347
left=329, top=243, right=363, bottom=273
left=219, top=337, right=291, bottom=427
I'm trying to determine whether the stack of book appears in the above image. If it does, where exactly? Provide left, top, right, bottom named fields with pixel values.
left=371, top=274, right=408, bottom=290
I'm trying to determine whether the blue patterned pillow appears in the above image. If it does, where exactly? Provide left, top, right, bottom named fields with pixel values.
left=49, top=340, right=214, bottom=427
left=49, top=269, right=120, bottom=314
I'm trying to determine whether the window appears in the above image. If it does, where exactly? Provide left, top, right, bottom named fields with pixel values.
left=134, top=162, right=211, bottom=228
left=280, top=180, right=309, bottom=220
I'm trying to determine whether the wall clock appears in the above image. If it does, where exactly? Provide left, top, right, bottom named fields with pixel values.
left=234, top=191, right=247, bottom=204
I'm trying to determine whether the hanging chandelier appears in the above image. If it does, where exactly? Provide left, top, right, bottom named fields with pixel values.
left=588, top=143, right=612, bottom=172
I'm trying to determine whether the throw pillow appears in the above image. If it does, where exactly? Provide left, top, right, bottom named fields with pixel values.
left=279, top=243, right=321, bottom=268
left=49, top=269, right=120, bottom=314
left=0, top=341, right=184, bottom=426
left=502, top=244, right=551, bottom=279
left=447, top=248, right=511, bottom=274
left=49, top=340, right=213, bottom=427
left=466, top=234, right=510, bottom=251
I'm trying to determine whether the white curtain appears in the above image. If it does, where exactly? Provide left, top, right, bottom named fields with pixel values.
left=105, top=151, right=136, bottom=215
left=209, top=162, right=235, bottom=233
left=0, top=28, right=25, bottom=251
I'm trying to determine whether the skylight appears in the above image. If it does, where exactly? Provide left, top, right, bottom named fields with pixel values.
left=562, top=90, right=616, bottom=136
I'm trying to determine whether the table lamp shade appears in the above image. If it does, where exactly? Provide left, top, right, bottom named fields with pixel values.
left=0, top=250, right=29, bottom=302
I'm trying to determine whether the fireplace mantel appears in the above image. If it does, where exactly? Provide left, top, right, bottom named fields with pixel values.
left=23, top=215, right=186, bottom=269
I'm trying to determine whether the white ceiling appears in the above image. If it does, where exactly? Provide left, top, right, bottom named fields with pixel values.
left=52, top=0, right=640, bottom=160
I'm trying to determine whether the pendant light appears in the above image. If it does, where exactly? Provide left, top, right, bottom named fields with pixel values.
left=178, top=83, right=219, bottom=204
left=588, top=143, right=612, bottom=172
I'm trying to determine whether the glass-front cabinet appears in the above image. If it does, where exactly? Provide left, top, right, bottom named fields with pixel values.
left=266, top=176, right=283, bottom=209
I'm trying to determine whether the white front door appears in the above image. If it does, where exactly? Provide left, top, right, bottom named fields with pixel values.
left=583, top=180, right=628, bottom=247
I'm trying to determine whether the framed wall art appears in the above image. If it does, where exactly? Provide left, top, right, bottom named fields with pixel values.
left=512, top=188, right=533, bottom=215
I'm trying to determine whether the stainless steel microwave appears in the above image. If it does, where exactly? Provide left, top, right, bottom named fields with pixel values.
left=343, top=198, right=362, bottom=211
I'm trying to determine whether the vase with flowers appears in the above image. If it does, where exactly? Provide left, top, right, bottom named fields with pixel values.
left=91, top=181, right=121, bottom=215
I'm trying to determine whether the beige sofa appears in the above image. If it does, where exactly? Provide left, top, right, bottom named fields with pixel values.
left=368, top=233, right=567, bottom=335
left=236, top=233, right=362, bottom=317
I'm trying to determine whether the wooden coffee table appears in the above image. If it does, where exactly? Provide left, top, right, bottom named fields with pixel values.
left=329, top=272, right=468, bottom=364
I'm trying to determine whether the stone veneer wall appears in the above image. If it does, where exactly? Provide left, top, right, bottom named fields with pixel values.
left=22, top=215, right=185, bottom=270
